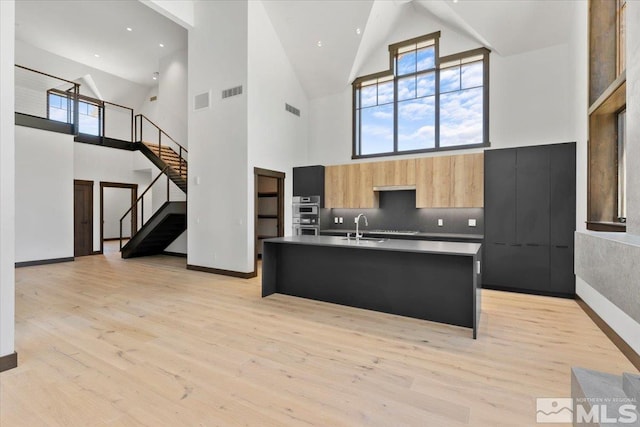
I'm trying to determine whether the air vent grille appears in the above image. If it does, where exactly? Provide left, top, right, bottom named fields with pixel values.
left=222, top=85, right=243, bottom=99
left=194, top=92, right=210, bottom=110
left=285, top=103, right=300, bottom=117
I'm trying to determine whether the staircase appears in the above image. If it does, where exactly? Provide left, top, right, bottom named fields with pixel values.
left=120, top=115, right=188, bottom=258
left=139, top=142, right=188, bottom=193
left=121, top=202, right=186, bottom=258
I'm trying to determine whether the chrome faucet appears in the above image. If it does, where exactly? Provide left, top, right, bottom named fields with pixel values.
left=355, top=213, right=368, bottom=241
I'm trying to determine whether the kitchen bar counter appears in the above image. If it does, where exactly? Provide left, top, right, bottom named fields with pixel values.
left=320, top=229, right=484, bottom=243
left=262, top=235, right=482, bottom=338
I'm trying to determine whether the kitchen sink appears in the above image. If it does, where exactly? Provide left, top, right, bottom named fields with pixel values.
left=341, top=237, right=388, bottom=243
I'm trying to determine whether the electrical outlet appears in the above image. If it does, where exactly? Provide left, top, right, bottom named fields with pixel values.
left=339, top=217, right=343, bottom=224
left=437, top=219, right=444, bottom=227
left=468, top=219, right=477, bottom=227
left=334, top=217, right=338, bottom=224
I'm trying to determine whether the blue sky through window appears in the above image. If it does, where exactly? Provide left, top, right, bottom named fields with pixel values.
left=48, top=93, right=101, bottom=136
left=355, top=42, right=486, bottom=156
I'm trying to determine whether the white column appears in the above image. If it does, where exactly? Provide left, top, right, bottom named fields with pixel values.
left=0, top=0, right=16, bottom=361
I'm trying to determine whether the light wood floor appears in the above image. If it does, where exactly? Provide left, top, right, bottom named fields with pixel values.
left=1, top=249, right=636, bottom=426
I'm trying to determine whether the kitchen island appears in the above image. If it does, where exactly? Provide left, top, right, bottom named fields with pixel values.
left=262, top=235, right=482, bottom=338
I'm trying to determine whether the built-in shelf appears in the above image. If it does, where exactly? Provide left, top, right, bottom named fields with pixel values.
left=588, top=71, right=626, bottom=116
left=257, top=214, right=278, bottom=219
left=258, top=192, right=278, bottom=198
left=585, top=221, right=626, bottom=232
left=257, top=235, right=278, bottom=239
left=587, top=0, right=626, bottom=233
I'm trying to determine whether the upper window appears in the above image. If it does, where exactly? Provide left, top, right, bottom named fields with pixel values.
left=47, top=90, right=103, bottom=136
left=353, top=32, right=490, bottom=158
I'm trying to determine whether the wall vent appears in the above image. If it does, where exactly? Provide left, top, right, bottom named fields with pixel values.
left=194, top=91, right=210, bottom=110
left=285, top=103, right=300, bottom=117
left=222, top=85, right=243, bottom=99
left=150, top=95, right=158, bottom=102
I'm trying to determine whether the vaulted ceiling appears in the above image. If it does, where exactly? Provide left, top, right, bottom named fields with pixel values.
left=14, top=0, right=578, bottom=97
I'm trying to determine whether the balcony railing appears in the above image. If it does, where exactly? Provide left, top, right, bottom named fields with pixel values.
left=15, top=64, right=134, bottom=142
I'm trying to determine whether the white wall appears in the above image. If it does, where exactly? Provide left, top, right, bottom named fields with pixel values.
left=159, top=48, right=188, bottom=147
left=15, top=40, right=150, bottom=112
left=247, top=0, right=309, bottom=240
left=74, top=145, right=153, bottom=251
left=307, top=11, right=577, bottom=166
left=626, top=1, right=640, bottom=235
left=0, top=0, right=16, bottom=360
left=15, top=127, right=74, bottom=262
left=188, top=0, right=250, bottom=273
left=571, top=1, right=589, bottom=234
left=103, top=187, right=133, bottom=239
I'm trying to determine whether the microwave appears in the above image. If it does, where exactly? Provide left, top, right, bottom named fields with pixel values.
left=294, top=204, right=319, bottom=216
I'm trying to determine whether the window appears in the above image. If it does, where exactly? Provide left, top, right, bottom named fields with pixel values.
left=47, top=90, right=103, bottom=136
left=617, top=109, right=626, bottom=222
left=353, top=32, right=489, bottom=158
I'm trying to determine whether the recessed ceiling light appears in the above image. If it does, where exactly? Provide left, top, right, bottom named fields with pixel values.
left=355, top=28, right=361, bottom=35
left=153, top=72, right=159, bottom=80
left=453, top=0, right=458, bottom=3
left=317, top=41, right=322, bottom=47
left=94, top=54, right=100, bottom=58
left=126, top=27, right=133, bottom=32
left=159, top=43, right=165, bottom=48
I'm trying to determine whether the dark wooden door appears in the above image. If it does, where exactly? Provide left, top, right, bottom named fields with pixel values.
left=74, top=180, right=93, bottom=257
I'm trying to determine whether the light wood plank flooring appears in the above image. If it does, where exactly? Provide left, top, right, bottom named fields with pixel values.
left=1, top=249, right=636, bottom=426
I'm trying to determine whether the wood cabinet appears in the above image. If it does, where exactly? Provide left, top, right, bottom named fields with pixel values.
left=326, top=154, right=482, bottom=209
left=372, top=159, right=415, bottom=187
left=324, top=164, right=377, bottom=209
left=415, top=153, right=483, bottom=208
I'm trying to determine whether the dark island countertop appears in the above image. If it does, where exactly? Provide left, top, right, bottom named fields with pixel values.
left=264, top=235, right=481, bottom=256
left=320, top=228, right=484, bottom=242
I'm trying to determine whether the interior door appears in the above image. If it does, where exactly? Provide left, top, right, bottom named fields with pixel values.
left=74, top=180, right=93, bottom=257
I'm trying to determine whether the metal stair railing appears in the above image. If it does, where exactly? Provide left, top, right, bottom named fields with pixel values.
left=135, top=114, right=188, bottom=179
left=119, top=166, right=178, bottom=251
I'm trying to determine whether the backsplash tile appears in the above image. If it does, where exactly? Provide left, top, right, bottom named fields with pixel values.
left=320, top=190, right=483, bottom=234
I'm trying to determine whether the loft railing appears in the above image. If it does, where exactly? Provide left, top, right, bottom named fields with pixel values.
left=102, top=100, right=135, bottom=142
left=119, top=166, right=179, bottom=250
left=15, top=64, right=80, bottom=133
left=135, top=114, right=188, bottom=177
left=15, top=64, right=134, bottom=142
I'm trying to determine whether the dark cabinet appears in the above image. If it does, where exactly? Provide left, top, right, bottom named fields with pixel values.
left=516, top=146, right=550, bottom=245
left=293, top=165, right=325, bottom=207
left=484, top=142, right=575, bottom=297
left=484, top=149, right=516, bottom=243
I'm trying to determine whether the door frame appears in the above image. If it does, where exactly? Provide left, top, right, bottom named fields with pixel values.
left=253, top=167, right=285, bottom=277
left=74, top=179, right=94, bottom=257
left=100, top=182, right=138, bottom=254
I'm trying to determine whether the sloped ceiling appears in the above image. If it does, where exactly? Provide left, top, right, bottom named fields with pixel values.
left=15, top=0, right=187, bottom=87
left=261, top=0, right=374, bottom=100
left=414, top=0, right=577, bottom=56
left=263, top=0, right=577, bottom=99
left=15, top=0, right=576, bottom=99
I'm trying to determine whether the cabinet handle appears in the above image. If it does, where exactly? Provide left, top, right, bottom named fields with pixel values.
left=494, top=242, right=506, bottom=245
left=510, top=244, right=522, bottom=247
left=526, top=243, right=541, bottom=247
left=555, top=245, right=569, bottom=249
